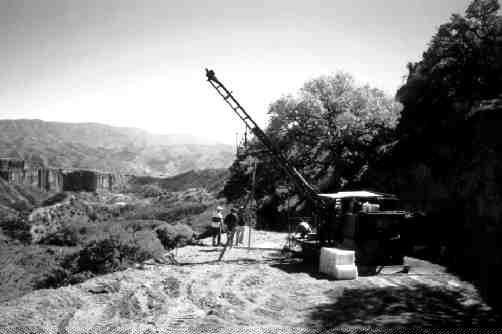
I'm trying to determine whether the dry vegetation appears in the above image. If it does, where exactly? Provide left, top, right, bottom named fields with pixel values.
left=0, top=180, right=225, bottom=302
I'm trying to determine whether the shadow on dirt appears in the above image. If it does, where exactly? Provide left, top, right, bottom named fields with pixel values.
left=270, top=258, right=325, bottom=279
left=271, top=258, right=501, bottom=327
left=303, top=284, right=501, bottom=327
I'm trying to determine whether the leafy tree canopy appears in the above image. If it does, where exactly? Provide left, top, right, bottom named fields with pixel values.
left=222, top=72, right=401, bottom=208
left=396, top=0, right=502, bottom=141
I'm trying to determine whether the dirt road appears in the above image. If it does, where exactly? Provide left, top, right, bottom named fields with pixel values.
left=0, top=230, right=499, bottom=329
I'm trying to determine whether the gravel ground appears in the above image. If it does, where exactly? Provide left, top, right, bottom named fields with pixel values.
left=0, top=230, right=499, bottom=330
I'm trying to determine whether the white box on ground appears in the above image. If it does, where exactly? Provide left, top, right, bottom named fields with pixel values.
left=319, top=247, right=358, bottom=280
left=332, top=264, right=358, bottom=280
left=320, top=247, right=355, bottom=266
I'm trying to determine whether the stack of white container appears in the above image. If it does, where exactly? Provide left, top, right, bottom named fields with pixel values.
left=319, top=247, right=358, bottom=280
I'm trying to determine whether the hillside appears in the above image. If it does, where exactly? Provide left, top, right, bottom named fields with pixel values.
left=0, top=119, right=234, bottom=176
left=0, top=178, right=50, bottom=211
left=130, top=168, right=229, bottom=194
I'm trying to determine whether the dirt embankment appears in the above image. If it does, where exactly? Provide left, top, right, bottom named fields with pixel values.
left=0, top=231, right=500, bottom=329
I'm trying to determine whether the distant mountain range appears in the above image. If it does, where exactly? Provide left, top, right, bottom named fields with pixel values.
left=0, top=119, right=235, bottom=176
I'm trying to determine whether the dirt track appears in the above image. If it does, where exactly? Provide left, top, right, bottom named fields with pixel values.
left=0, top=230, right=500, bottom=329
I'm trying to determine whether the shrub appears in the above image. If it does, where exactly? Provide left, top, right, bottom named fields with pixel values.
left=138, top=184, right=165, bottom=198
left=2, top=243, right=78, bottom=298
left=131, top=230, right=165, bottom=260
left=156, top=223, right=195, bottom=251
left=33, top=220, right=197, bottom=291
left=0, top=211, right=31, bottom=243
left=121, top=219, right=165, bottom=233
left=76, top=236, right=125, bottom=275
left=45, top=226, right=166, bottom=285
left=125, top=202, right=209, bottom=223
left=39, top=224, right=79, bottom=247
left=34, top=214, right=91, bottom=246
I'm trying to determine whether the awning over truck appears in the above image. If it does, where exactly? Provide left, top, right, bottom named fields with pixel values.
left=318, top=190, right=392, bottom=199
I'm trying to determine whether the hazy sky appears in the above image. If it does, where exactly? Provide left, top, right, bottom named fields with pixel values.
left=1, top=0, right=471, bottom=145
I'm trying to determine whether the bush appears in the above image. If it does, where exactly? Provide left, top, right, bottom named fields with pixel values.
left=36, top=217, right=167, bottom=248
left=121, top=219, right=165, bottom=233
left=132, top=230, right=165, bottom=260
left=0, top=211, right=31, bottom=243
left=156, top=223, right=195, bottom=251
left=39, top=224, right=79, bottom=247
left=33, top=214, right=91, bottom=246
left=49, top=226, right=165, bottom=283
left=76, top=236, right=126, bottom=275
left=31, top=220, right=197, bottom=291
left=138, top=184, right=165, bottom=198
left=125, top=202, right=209, bottom=223
left=2, top=243, right=78, bottom=299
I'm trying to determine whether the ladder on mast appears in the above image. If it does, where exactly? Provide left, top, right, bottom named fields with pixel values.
left=205, top=68, right=326, bottom=212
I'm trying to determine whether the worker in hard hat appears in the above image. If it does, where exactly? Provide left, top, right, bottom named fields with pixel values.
left=296, top=221, right=312, bottom=239
left=224, top=207, right=239, bottom=247
left=210, top=206, right=224, bottom=246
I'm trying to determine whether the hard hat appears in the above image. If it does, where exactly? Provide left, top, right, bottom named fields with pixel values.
left=216, top=206, right=223, bottom=211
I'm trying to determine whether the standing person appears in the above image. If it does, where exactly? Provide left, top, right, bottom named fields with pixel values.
left=224, top=207, right=238, bottom=247
left=210, top=206, right=224, bottom=246
left=235, top=206, right=246, bottom=246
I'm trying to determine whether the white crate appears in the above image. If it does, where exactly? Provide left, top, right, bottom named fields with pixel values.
left=332, top=264, right=359, bottom=280
left=319, top=248, right=358, bottom=280
left=319, top=247, right=358, bottom=280
left=320, top=247, right=355, bottom=266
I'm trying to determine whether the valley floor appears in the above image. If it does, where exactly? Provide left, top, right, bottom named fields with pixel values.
left=0, top=230, right=499, bottom=329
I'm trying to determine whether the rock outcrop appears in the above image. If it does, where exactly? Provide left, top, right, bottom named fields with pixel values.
left=0, top=158, right=129, bottom=193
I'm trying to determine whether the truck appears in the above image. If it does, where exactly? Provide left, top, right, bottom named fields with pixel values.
left=205, top=69, right=411, bottom=269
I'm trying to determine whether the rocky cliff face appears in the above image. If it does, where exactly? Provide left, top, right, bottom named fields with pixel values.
left=0, top=158, right=125, bottom=193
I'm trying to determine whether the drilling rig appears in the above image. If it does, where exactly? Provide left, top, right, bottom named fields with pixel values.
left=206, top=68, right=409, bottom=267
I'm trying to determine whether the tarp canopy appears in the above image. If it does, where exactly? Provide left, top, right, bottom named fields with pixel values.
left=318, top=190, right=393, bottom=199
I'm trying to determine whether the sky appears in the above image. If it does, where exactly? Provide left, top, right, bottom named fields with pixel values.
left=0, top=0, right=472, bottom=145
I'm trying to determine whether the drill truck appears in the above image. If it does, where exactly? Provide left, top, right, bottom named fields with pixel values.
left=205, top=69, right=409, bottom=267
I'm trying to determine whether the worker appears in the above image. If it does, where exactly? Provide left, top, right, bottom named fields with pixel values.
left=224, top=207, right=239, bottom=247
left=210, top=206, right=224, bottom=246
left=296, top=221, right=312, bottom=239
left=235, top=206, right=246, bottom=246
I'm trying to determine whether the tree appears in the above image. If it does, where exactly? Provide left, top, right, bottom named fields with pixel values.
left=375, top=0, right=502, bottom=312
left=396, top=0, right=502, bottom=144
left=265, top=72, right=401, bottom=191
left=223, top=71, right=401, bottom=215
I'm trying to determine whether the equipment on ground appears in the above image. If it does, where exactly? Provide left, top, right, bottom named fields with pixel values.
left=205, top=69, right=410, bottom=269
